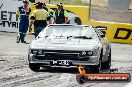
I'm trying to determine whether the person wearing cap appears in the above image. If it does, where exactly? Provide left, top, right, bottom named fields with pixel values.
left=42, top=2, right=54, bottom=24
left=29, top=2, right=52, bottom=38
left=53, top=3, right=69, bottom=24
left=42, top=2, right=54, bottom=17
left=16, top=0, right=31, bottom=43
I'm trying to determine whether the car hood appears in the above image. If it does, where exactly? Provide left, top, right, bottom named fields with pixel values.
left=30, top=38, right=101, bottom=51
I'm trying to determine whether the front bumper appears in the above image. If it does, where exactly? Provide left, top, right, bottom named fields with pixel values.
left=28, top=54, right=100, bottom=67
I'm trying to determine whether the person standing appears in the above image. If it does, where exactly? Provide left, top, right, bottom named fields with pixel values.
left=53, top=3, right=69, bottom=24
left=42, top=2, right=54, bottom=18
left=16, top=0, right=31, bottom=43
left=29, top=2, right=51, bottom=38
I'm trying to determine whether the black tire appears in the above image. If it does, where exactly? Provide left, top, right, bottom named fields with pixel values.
left=76, top=74, right=87, bottom=84
left=101, top=49, right=111, bottom=70
left=29, top=63, right=40, bottom=72
left=90, top=50, right=103, bottom=73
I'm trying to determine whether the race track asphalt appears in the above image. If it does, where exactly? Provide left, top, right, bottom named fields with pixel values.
left=0, top=32, right=132, bottom=87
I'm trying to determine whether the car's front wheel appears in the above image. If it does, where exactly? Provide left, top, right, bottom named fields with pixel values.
left=29, top=63, right=40, bottom=72
left=90, top=51, right=103, bottom=73
left=101, top=49, right=111, bottom=70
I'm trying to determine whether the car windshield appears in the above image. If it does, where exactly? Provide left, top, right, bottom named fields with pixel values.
left=38, top=25, right=97, bottom=39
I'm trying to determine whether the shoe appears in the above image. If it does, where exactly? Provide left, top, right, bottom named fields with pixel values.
left=16, top=41, right=20, bottom=43
left=16, top=36, right=20, bottom=43
left=21, top=41, right=27, bottom=43
left=16, top=37, right=20, bottom=43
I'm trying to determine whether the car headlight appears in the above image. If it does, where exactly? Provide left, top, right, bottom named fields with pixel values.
left=32, top=50, right=37, bottom=54
left=38, top=50, right=43, bottom=55
left=87, top=51, right=93, bottom=56
left=80, top=51, right=93, bottom=56
left=82, top=51, right=86, bottom=55
left=31, top=50, right=44, bottom=55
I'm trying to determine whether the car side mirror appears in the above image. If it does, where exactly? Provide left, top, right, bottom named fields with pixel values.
left=100, top=34, right=105, bottom=37
left=45, top=36, right=48, bottom=38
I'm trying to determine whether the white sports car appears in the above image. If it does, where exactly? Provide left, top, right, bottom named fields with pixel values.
left=28, top=24, right=111, bottom=73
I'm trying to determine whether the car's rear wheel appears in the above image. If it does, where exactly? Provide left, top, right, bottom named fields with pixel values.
left=101, top=49, right=111, bottom=70
left=29, top=63, right=40, bottom=72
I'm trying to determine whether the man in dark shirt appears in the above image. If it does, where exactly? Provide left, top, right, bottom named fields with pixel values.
left=53, top=3, right=69, bottom=24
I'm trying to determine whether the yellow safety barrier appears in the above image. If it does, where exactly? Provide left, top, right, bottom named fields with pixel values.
left=29, top=4, right=89, bottom=34
left=87, top=20, right=132, bottom=44
left=48, top=4, right=89, bottom=25
left=30, top=4, right=89, bottom=24
left=30, top=3, right=89, bottom=24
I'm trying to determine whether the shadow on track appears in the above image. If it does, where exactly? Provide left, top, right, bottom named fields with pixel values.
left=39, top=67, right=79, bottom=74
left=37, top=67, right=119, bottom=74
